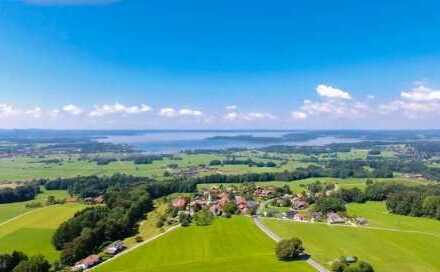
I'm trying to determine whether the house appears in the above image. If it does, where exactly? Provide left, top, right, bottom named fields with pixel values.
left=254, top=186, right=276, bottom=198
left=94, top=195, right=104, bottom=204
left=327, top=212, right=346, bottom=224
left=235, top=196, right=248, bottom=214
left=286, top=210, right=296, bottom=219
left=293, top=214, right=305, bottom=221
left=172, top=197, right=188, bottom=209
left=105, top=240, right=125, bottom=255
left=311, top=212, right=322, bottom=222
left=291, top=198, right=308, bottom=210
left=209, top=203, right=221, bottom=216
left=355, top=217, right=368, bottom=225
left=72, top=255, right=100, bottom=271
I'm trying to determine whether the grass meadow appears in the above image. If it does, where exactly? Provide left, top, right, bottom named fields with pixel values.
left=263, top=201, right=440, bottom=272
left=0, top=202, right=85, bottom=261
left=94, top=216, right=314, bottom=272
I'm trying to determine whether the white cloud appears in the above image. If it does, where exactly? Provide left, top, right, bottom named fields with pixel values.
left=316, top=84, right=352, bottom=100
left=291, top=111, right=307, bottom=120
left=179, top=108, right=203, bottom=116
left=89, top=103, right=152, bottom=117
left=159, top=108, right=177, bottom=118
left=159, top=107, right=203, bottom=118
left=224, top=112, right=238, bottom=120
left=62, top=104, right=83, bottom=115
left=400, top=85, right=440, bottom=102
left=367, top=95, right=375, bottom=99
left=0, top=104, right=19, bottom=117
left=378, top=85, right=440, bottom=119
left=25, top=107, right=42, bottom=118
left=224, top=111, right=277, bottom=121
left=225, top=105, right=238, bottom=111
left=297, top=99, right=369, bottom=119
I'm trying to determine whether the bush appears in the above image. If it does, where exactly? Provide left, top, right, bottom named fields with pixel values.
left=178, top=213, right=192, bottom=226
left=222, top=202, right=238, bottom=214
left=134, top=236, right=143, bottom=243
left=12, top=255, right=50, bottom=272
left=314, top=197, right=346, bottom=213
left=275, top=238, right=304, bottom=261
left=193, top=208, right=214, bottom=226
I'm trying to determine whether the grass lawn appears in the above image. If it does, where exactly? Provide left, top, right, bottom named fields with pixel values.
left=263, top=202, right=440, bottom=272
left=95, top=216, right=314, bottom=272
left=0, top=203, right=86, bottom=261
left=347, top=201, right=440, bottom=236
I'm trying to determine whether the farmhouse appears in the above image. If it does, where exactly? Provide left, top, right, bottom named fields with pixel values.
left=172, top=197, right=188, bottom=209
left=72, top=255, right=100, bottom=271
left=327, top=212, right=346, bottom=224
left=105, top=240, right=126, bottom=255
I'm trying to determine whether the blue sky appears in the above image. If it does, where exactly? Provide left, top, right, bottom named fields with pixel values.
left=1, top=0, right=440, bottom=129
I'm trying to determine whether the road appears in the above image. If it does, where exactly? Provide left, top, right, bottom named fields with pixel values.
left=88, top=225, right=180, bottom=271
left=253, top=216, right=329, bottom=272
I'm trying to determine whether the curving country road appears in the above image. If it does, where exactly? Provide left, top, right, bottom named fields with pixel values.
left=253, top=216, right=329, bottom=272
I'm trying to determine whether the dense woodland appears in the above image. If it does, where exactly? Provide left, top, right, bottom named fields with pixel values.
left=0, top=184, right=40, bottom=204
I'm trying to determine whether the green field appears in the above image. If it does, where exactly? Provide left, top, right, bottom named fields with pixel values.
left=0, top=189, right=70, bottom=223
left=196, top=177, right=429, bottom=193
left=263, top=202, right=440, bottom=272
left=95, top=216, right=314, bottom=272
left=0, top=153, right=318, bottom=181
left=0, top=203, right=85, bottom=261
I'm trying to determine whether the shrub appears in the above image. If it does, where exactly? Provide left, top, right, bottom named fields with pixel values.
left=179, top=213, right=192, bottom=226
left=193, top=208, right=214, bottom=226
left=135, top=236, right=143, bottom=243
left=275, top=238, right=304, bottom=261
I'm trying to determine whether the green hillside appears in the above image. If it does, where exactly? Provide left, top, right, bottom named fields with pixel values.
left=94, top=216, right=314, bottom=272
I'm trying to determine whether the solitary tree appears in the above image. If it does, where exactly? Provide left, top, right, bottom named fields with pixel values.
left=275, top=238, right=304, bottom=261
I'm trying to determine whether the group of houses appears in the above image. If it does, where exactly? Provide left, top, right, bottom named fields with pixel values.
left=171, top=186, right=279, bottom=217
left=267, top=192, right=368, bottom=226
left=172, top=188, right=259, bottom=216
left=71, top=241, right=125, bottom=271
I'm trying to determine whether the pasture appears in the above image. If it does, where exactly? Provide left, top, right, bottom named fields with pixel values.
left=94, top=216, right=314, bottom=272
left=0, top=203, right=85, bottom=261
left=196, top=177, right=428, bottom=193
left=0, top=189, right=70, bottom=223
left=262, top=202, right=440, bottom=272
left=0, top=153, right=317, bottom=181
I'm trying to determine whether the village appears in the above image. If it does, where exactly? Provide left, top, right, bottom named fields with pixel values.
left=170, top=183, right=368, bottom=226
left=69, top=182, right=369, bottom=271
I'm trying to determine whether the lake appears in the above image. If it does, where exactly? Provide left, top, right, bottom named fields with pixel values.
left=98, top=131, right=360, bottom=153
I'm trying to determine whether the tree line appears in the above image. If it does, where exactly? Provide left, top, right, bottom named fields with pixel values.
left=0, top=184, right=40, bottom=204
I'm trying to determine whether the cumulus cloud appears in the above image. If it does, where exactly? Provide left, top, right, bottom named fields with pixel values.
left=0, top=104, right=19, bottom=118
left=89, top=103, right=152, bottom=117
left=62, top=104, right=83, bottom=115
left=224, top=111, right=277, bottom=121
left=292, top=98, right=369, bottom=120
left=400, top=85, right=440, bottom=102
left=291, top=111, right=307, bottom=120
left=379, top=85, right=440, bottom=118
left=159, top=107, right=203, bottom=118
left=316, top=84, right=352, bottom=100
left=25, top=107, right=43, bottom=118
left=225, top=105, right=238, bottom=111
left=179, top=108, right=203, bottom=116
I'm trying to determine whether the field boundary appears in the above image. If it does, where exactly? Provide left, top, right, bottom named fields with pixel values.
left=88, top=224, right=180, bottom=271
left=265, top=217, right=440, bottom=239
left=252, top=216, right=329, bottom=272
left=0, top=208, right=42, bottom=227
